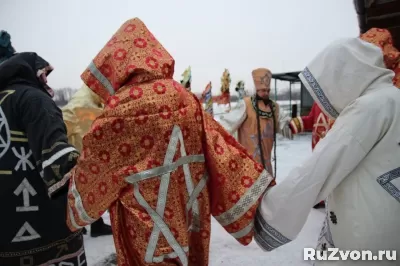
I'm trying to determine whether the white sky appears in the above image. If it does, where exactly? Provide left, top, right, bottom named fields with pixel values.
left=0, top=0, right=359, bottom=93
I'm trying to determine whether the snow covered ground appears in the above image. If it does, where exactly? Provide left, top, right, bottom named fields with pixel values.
left=84, top=132, right=325, bottom=265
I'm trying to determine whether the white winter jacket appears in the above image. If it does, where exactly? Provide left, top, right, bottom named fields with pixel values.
left=255, top=37, right=400, bottom=265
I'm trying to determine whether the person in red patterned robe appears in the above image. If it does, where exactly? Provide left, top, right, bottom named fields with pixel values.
left=65, top=18, right=274, bottom=266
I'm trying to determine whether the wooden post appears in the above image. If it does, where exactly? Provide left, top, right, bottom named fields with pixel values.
left=292, top=104, right=297, bottom=118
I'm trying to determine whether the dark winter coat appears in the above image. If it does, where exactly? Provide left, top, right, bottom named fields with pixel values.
left=0, top=53, right=86, bottom=266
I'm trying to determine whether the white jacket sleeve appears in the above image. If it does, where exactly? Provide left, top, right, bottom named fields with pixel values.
left=254, top=102, right=387, bottom=251
left=277, top=108, right=293, bottom=139
left=278, top=108, right=291, bottom=130
left=218, top=104, right=247, bottom=134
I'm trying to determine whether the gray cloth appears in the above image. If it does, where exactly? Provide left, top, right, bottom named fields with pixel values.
left=93, top=253, right=117, bottom=266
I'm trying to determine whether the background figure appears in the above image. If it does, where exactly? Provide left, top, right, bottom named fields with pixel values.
left=255, top=36, right=400, bottom=266
left=0, top=33, right=86, bottom=265
left=223, top=68, right=292, bottom=178
left=61, top=84, right=112, bottom=237
left=235, top=80, right=247, bottom=104
left=180, top=66, right=192, bottom=91
left=0, top=30, right=15, bottom=63
left=65, top=17, right=274, bottom=266
left=218, top=69, right=232, bottom=111
left=201, top=81, right=214, bottom=115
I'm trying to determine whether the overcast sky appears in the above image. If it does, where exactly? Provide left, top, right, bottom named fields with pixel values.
left=1, top=0, right=359, bottom=93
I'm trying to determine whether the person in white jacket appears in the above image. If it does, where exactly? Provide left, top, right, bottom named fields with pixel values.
left=254, top=37, right=400, bottom=265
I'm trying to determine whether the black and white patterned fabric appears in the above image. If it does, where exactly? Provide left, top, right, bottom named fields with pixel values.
left=0, top=52, right=86, bottom=266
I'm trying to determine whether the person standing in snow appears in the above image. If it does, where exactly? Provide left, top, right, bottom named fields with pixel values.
left=222, top=68, right=293, bottom=177
left=61, top=84, right=113, bottom=237
left=254, top=36, right=400, bottom=265
left=0, top=31, right=86, bottom=265
left=65, top=17, right=274, bottom=266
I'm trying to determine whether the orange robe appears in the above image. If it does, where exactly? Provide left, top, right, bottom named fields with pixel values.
left=66, top=18, right=274, bottom=266
left=238, top=97, right=279, bottom=175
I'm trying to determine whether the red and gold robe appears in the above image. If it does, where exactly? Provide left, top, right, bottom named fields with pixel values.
left=66, top=18, right=273, bottom=266
left=359, top=28, right=400, bottom=88
left=289, top=103, right=333, bottom=150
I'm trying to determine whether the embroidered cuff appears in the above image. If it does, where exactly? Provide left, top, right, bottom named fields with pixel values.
left=377, top=167, right=400, bottom=203
left=42, top=145, right=78, bottom=198
left=48, top=172, right=71, bottom=198
left=290, top=117, right=304, bottom=134
left=254, top=209, right=292, bottom=251
left=229, top=222, right=254, bottom=245
left=215, top=170, right=273, bottom=227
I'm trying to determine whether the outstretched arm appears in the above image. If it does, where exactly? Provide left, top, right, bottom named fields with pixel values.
left=254, top=102, right=386, bottom=251
left=218, top=104, right=247, bottom=134
left=66, top=111, right=128, bottom=231
left=276, top=105, right=293, bottom=139
left=202, top=112, right=274, bottom=245
left=289, top=103, right=317, bottom=134
left=20, top=89, right=79, bottom=198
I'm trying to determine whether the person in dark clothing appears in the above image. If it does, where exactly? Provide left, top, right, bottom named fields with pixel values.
left=0, top=32, right=87, bottom=265
left=0, top=30, right=15, bottom=63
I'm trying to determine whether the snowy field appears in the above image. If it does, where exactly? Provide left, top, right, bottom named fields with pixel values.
left=84, top=102, right=325, bottom=265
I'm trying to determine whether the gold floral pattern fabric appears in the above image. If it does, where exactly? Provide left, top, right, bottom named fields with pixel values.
left=360, top=28, right=400, bottom=88
left=66, top=18, right=273, bottom=266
